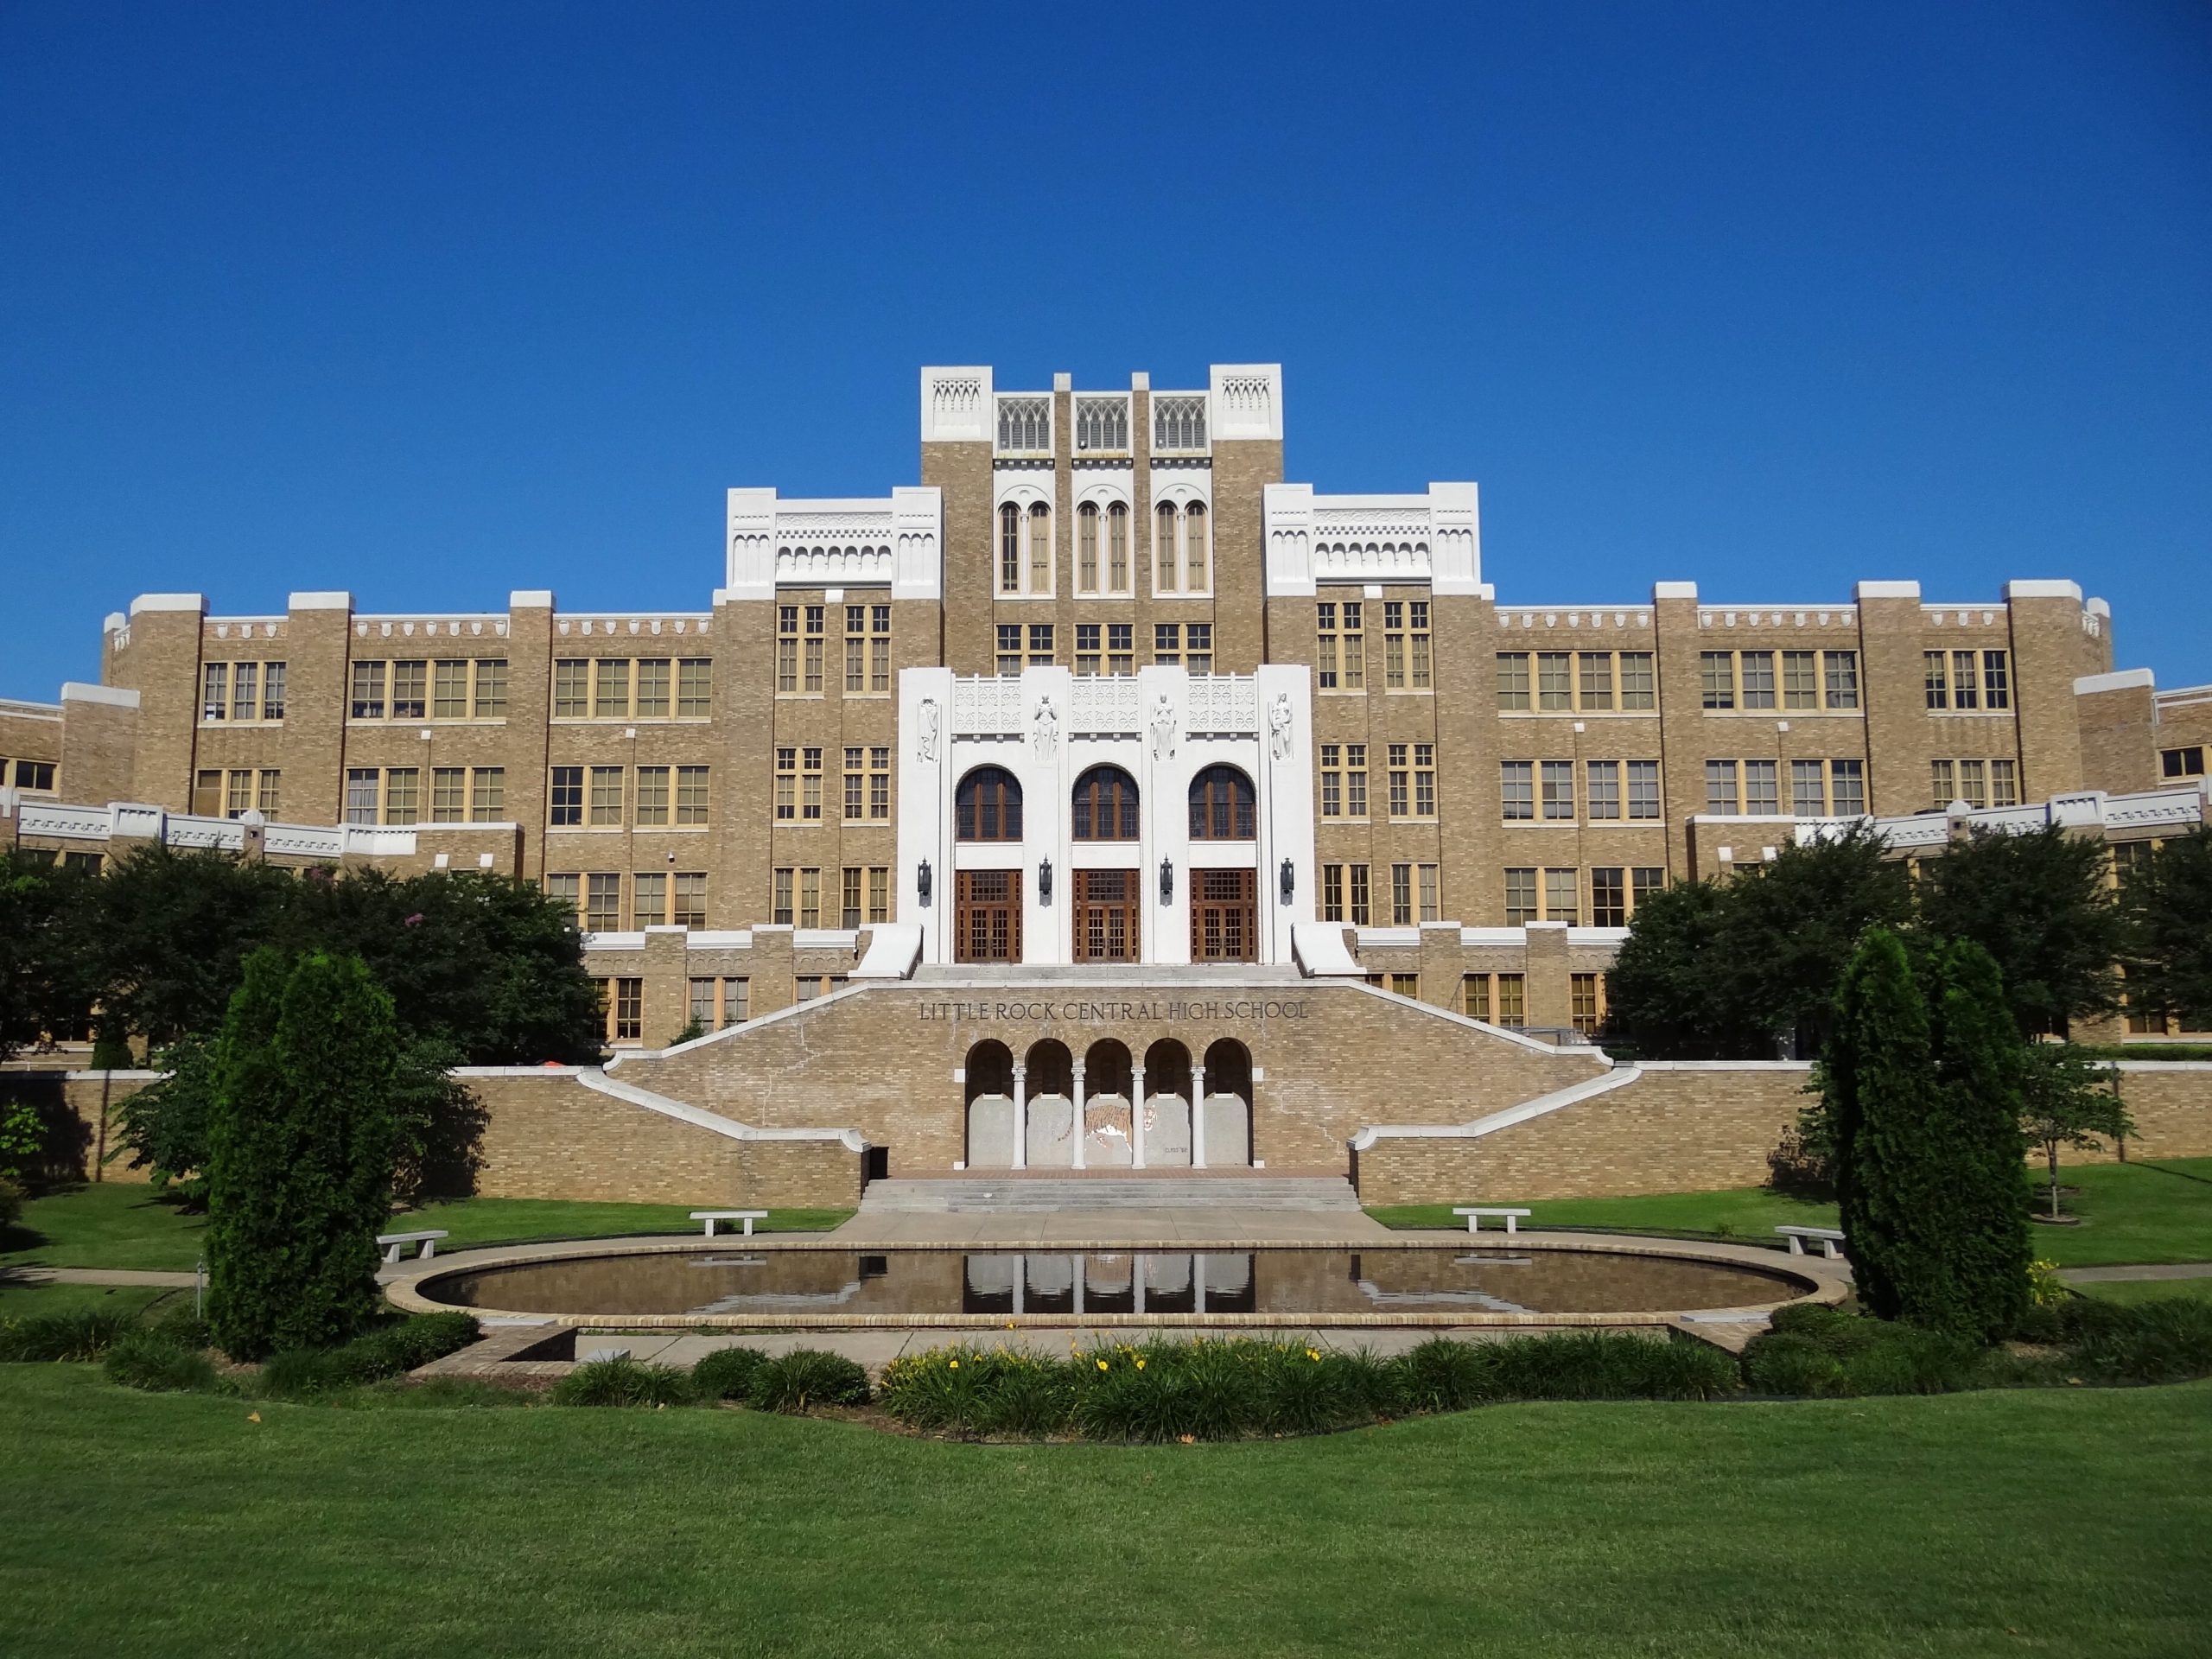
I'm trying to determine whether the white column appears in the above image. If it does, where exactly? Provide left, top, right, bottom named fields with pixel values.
left=1011, top=1062, right=1028, bottom=1171
left=1073, top=1254, right=1086, bottom=1317
left=1193, top=1254, right=1207, bottom=1315
left=1071, top=1058, right=1087, bottom=1171
left=1190, top=1057, right=1208, bottom=1170
left=1130, top=1062, right=1147, bottom=1169
left=1013, top=1255, right=1025, bottom=1315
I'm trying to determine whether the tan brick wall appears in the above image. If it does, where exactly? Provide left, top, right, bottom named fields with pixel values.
left=0, top=1068, right=160, bottom=1185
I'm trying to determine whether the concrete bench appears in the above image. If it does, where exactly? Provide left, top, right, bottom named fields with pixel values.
left=1452, top=1207, right=1532, bottom=1236
left=692, top=1210, right=769, bottom=1237
left=377, top=1230, right=448, bottom=1264
left=1777, top=1226, right=1847, bottom=1260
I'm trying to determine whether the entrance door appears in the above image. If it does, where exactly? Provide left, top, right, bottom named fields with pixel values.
left=955, top=869, right=1022, bottom=962
left=1190, top=868, right=1257, bottom=963
left=1072, top=868, right=1140, bottom=961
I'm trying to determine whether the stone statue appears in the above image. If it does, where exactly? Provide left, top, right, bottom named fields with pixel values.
left=916, top=696, right=939, bottom=762
left=1268, top=691, right=1294, bottom=760
left=1032, top=694, right=1058, bottom=761
left=1150, top=692, right=1178, bottom=762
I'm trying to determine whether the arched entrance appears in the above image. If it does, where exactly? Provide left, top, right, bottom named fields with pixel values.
left=1082, top=1039, right=1134, bottom=1167
left=1202, top=1039, right=1255, bottom=1167
left=1141, top=1039, right=1192, bottom=1167
left=963, top=1040, right=1014, bottom=1168
left=1024, top=1039, right=1075, bottom=1167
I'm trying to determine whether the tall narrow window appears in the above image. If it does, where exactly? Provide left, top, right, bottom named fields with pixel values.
left=1790, top=760, right=1826, bottom=817
left=1154, top=622, right=1179, bottom=669
left=1184, top=623, right=1211, bottom=674
left=803, top=605, right=824, bottom=692
left=1744, top=760, right=1779, bottom=816
left=262, top=661, right=288, bottom=721
left=1318, top=603, right=1339, bottom=690
left=230, top=662, right=258, bottom=722
left=869, top=605, right=891, bottom=692
left=1339, top=603, right=1364, bottom=690
left=676, top=658, right=710, bottom=717
left=1578, top=652, right=1613, bottom=710
left=1497, top=652, right=1530, bottom=709
left=1541, top=760, right=1575, bottom=821
left=1390, top=863, right=1414, bottom=926
left=1155, top=502, right=1178, bottom=593
left=1503, top=868, right=1537, bottom=926
left=1537, top=652, right=1572, bottom=710
left=1108, top=622, right=1133, bottom=676
left=1028, top=623, right=1054, bottom=669
left=1586, top=760, right=1622, bottom=820
left=1951, top=650, right=1980, bottom=710
left=1627, top=760, right=1661, bottom=819
left=632, top=873, right=667, bottom=928
left=1077, top=503, right=1099, bottom=591
left=432, top=660, right=467, bottom=719
left=1027, top=504, right=1052, bottom=593
left=1349, top=863, right=1370, bottom=927
left=1076, top=623, right=1101, bottom=676
left=1619, top=652, right=1656, bottom=709
left=1591, top=868, right=1627, bottom=927
left=1502, top=760, right=1534, bottom=821
left=1388, top=743, right=1410, bottom=817
left=1344, top=745, right=1368, bottom=817
left=346, top=768, right=380, bottom=825
left=549, top=766, right=582, bottom=827
left=1982, top=650, right=2011, bottom=710
left=1924, top=650, right=1950, bottom=709
left=1384, top=602, right=1406, bottom=690
left=634, top=766, right=669, bottom=826
left=1414, top=744, right=1435, bottom=817
left=1322, top=864, right=1344, bottom=923
left=676, top=766, right=709, bottom=825
left=1106, top=503, right=1129, bottom=591
left=1184, top=502, right=1208, bottom=590
left=1739, top=651, right=1776, bottom=709
left=1700, top=652, right=1735, bottom=709
left=845, top=607, right=867, bottom=693
left=802, top=747, right=823, bottom=821
left=472, top=767, right=505, bottom=821
left=555, top=658, right=589, bottom=716
left=589, top=766, right=624, bottom=826
left=1418, top=862, right=1440, bottom=922
left=1823, top=651, right=1859, bottom=709
left=1782, top=651, right=1818, bottom=709
left=1409, top=602, right=1431, bottom=690
left=1544, top=867, right=1579, bottom=925
left=774, top=748, right=795, bottom=821
left=1991, top=759, right=2018, bottom=806
left=1706, top=760, right=1738, bottom=815
left=776, top=608, right=798, bottom=693
left=391, top=660, right=426, bottom=720
left=1000, top=504, right=1020, bottom=594
left=996, top=623, right=1022, bottom=676
left=1830, top=760, right=1866, bottom=816
left=843, top=747, right=866, bottom=821
left=431, top=766, right=465, bottom=823
left=472, top=658, right=506, bottom=718
left=350, top=661, right=385, bottom=720
left=1319, top=744, right=1342, bottom=817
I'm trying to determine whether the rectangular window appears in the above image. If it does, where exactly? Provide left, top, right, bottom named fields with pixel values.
left=1700, top=652, right=1735, bottom=709
left=1108, top=623, right=1133, bottom=676
left=1782, top=651, right=1819, bottom=710
left=1924, top=650, right=1949, bottom=710
left=1348, top=863, right=1370, bottom=927
left=634, top=658, right=670, bottom=718
left=1154, top=621, right=1179, bottom=668
left=868, top=866, right=889, bottom=925
left=586, top=874, right=622, bottom=932
left=676, top=766, right=708, bottom=825
left=1744, top=760, right=1779, bottom=817
left=588, top=766, right=624, bottom=826
left=798, top=867, right=821, bottom=930
left=230, top=661, right=257, bottom=722
left=1830, top=760, right=1865, bottom=816
left=775, top=748, right=795, bottom=821
left=1185, top=622, right=1211, bottom=674
left=1619, top=652, right=1656, bottom=709
left=772, top=868, right=794, bottom=926
left=1504, top=868, right=1537, bottom=925
left=261, top=661, right=287, bottom=721
left=474, top=658, right=508, bottom=718
left=1739, top=651, right=1776, bottom=709
left=1463, top=974, right=1491, bottom=1022
left=1536, top=652, right=1572, bottom=711
left=1344, top=745, right=1368, bottom=818
left=1418, top=862, right=1440, bottom=922
left=1632, top=867, right=1664, bottom=911
left=472, top=767, right=505, bottom=822
left=690, top=978, right=716, bottom=1029
left=225, top=769, right=251, bottom=817
left=1075, top=623, right=1101, bottom=677
left=256, top=770, right=280, bottom=815
left=590, top=658, right=627, bottom=719
left=1502, top=760, right=1535, bottom=821
left=1950, top=649, right=1980, bottom=711
left=1410, top=601, right=1431, bottom=690
left=1627, top=760, right=1661, bottom=820
left=1319, top=744, right=1342, bottom=817
left=433, top=660, right=468, bottom=719
left=14, top=760, right=56, bottom=793
left=1390, top=972, right=1420, bottom=1000
left=1706, top=760, right=1739, bottom=815
left=1496, top=974, right=1526, bottom=1027
left=1991, top=759, right=2018, bottom=808
left=846, top=607, right=868, bottom=693
left=350, top=660, right=385, bottom=720
left=871, top=605, right=892, bottom=693
left=1571, top=973, right=1602, bottom=1035
left=1586, top=760, right=1621, bottom=820
left=554, top=658, right=589, bottom=717
left=1317, top=603, right=1338, bottom=690
left=677, top=658, right=712, bottom=717
left=632, top=872, right=667, bottom=928
left=723, top=977, right=749, bottom=1025
left=1322, top=863, right=1344, bottom=923
left=1390, top=862, right=1413, bottom=926
left=842, top=866, right=863, bottom=930
left=613, top=977, right=642, bottom=1041
left=996, top=623, right=1022, bottom=676
left=550, top=766, right=582, bottom=827
left=1591, top=867, right=1626, bottom=927
left=1544, top=867, right=1578, bottom=925
left=869, top=747, right=890, bottom=820
left=2160, top=747, right=2207, bottom=780
left=1931, top=760, right=1956, bottom=807
left=1388, top=743, right=1409, bottom=818
left=777, top=607, right=798, bottom=692
left=802, top=747, right=823, bottom=821
left=1414, top=744, right=1435, bottom=817
left=1790, top=760, right=1826, bottom=817
left=1029, top=622, right=1055, bottom=669
left=391, top=660, right=426, bottom=720
left=1340, top=603, right=1364, bottom=690
left=345, top=768, right=379, bottom=824
left=1958, top=759, right=1987, bottom=809
left=1496, top=652, right=1530, bottom=710
left=202, top=662, right=228, bottom=721
left=803, top=605, right=825, bottom=692
left=544, top=874, right=580, bottom=923
left=844, top=747, right=865, bottom=821
left=1541, top=760, right=1575, bottom=821
left=432, top=766, right=466, bottom=823
left=1579, top=652, right=1614, bottom=710
left=1982, top=650, right=2011, bottom=710
left=634, top=766, right=670, bottom=826
left=1824, top=651, right=1859, bottom=709
left=1384, top=601, right=1405, bottom=690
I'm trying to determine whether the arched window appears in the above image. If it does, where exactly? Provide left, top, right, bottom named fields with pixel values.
left=1155, top=501, right=1179, bottom=594
left=1107, top=503, right=1129, bottom=592
left=999, top=504, right=1020, bottom=594
left=1027, top=503, right=1052, bottom=592
left=957, top=766, right=1024, bottom=842
left=1184, top=502, right=1209, bottom=592
left=1077, top=503, right=1099, bottom=592
left=1071, top=766, right=1140, bottom=841
left=1188, top=765, right=1255, bottom=840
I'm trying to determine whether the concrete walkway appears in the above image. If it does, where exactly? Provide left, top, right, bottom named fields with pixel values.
left=829, top=1207, right=1394, bottom=1243
left=2, top=1267, right=196, bottom=1288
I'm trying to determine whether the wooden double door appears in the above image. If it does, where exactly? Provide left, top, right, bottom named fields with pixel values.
left=1190, top=868, right=1257, bottom=963
left=1072, top=868, right=1140, bottom=962
left=955, top=869, right=1022, bottom=963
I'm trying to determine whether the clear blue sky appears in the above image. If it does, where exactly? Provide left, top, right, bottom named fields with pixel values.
left=3, top=2, right=2207, bottom=701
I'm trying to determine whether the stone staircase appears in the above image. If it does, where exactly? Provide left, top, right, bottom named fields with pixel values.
left=857, top=1173, right=1364, bottom=1214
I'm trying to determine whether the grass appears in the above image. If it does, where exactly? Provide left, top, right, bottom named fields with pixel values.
left=1, top=1364, right=2207, bottom=1657
left=0, top=1185, right=849, bottom=1273
left=1371, top=1158, right=2212, bottom=1268
left=0, top=1282, right=179, bottom=1323
left=2075, top=1278, right=2212, bottom=1308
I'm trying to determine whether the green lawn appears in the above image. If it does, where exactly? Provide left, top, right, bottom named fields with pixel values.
left=1370, top=1158, right=2212, bottom=1268
left=2075, top=1277, right=2212, bottom=1308
left=1, top=1185, right=850, bottom=1273
left=0, top=1282, right=180, bottom=1322
left=1, top=1364, right=2206, bottom=1657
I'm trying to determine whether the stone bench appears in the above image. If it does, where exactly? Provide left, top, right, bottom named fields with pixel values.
left=377, top=1230, right=448, bottom=1264
left=1452, top=1207, right=1532, bottom=1236
left=1777, top=1225, right=1847, bottom=1260
left=692, top=1210, right=769, bottom=1237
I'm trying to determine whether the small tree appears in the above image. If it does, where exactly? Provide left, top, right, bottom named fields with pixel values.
left=111, top=1036, right=220, bottom=1205
left=2120, top=827, right=2212, bottom=1031
left=2019, top=1045, right=2132, bottom=1221
left=1916, top=825, right=2125, bottom=1036
left=205, top=950, right=399, bottom=1359
left=1927, top=940, right=2032, bottom=1339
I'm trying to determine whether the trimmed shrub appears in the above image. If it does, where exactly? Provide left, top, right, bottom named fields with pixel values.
left=0, top=1306, right=135, bottom=1363
left=747, top=1349, right=869, bottom=1413
left=1742, top=1309, right=1986, bottom=1396
left=1481, top=1332, right=1738, bottom=1402
left=105, top=1333, right=225, bottom=1395
left=257, top=1313, right=481, bottom=1399
left=1743, top=1334, right=1848, bottom=1397
left=877, top=1345, right=1048, bottom=1434
left=148, top=1302, right=213, bottom=1351
left=552, top=1357, right=695, bottom=1407
left=378, top=1311, right=480, bottom=1370
left=690, top=1344, right=770, bottom=1402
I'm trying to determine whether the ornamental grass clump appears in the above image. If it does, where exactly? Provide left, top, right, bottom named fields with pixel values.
left=2060, top=1296, right=2212, bottom=1387
left=745, top=1349, right=869, bottom=1413
left=1478, top=1332, right=1739, bottom=1402
left=257, top=1312, right=482, bottom=1399
left=690, top=1344, right=771, bottom=1402
left=104, top=1332, right=226, bottom=1395
left=878, top=1345, right=1061, bottom=1434
left=552, top=1357, right=695, bottom=1408
left=0, top=1306, right=137, bottom=1363
left=1741, top=1304, right=1986, bottom=1397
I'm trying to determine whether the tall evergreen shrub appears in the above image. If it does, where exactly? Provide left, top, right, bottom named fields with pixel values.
left=206, top=950, right=400, bottom=1359
left=1927, top=940, right=2032, bottom=1339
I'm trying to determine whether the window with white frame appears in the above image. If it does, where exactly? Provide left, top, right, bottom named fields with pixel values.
left=1153, top=499, right=1209, bottom=594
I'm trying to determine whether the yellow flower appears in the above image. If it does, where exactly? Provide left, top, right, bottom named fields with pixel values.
left=948, top=1359, right=959, bottom=1370
left=1306, top=1348, right=1322, bottom=1361
left=1135, top=1358, right=1146, bottom=1370
left=1097, top=1358, right=1109, bottom=1371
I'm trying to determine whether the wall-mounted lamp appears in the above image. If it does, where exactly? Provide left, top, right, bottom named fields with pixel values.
left=1159, top=857, right=1174, bottom=906
left=1039, top=858, right=1053, bottom=905
left=917, top=858, right=933, bottom=908
left=1279, top=857, right=1296, bottom=906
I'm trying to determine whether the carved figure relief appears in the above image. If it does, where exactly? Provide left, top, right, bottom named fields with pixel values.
left=916, top=696, right=940, bottom=762
left=1032, top=694, right=1058, bottom=761
left=1268, top=692, right=1294, bottom=761
left=1149, top=692, right=1178, bottom=762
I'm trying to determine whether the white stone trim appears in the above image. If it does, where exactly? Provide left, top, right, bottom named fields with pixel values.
left=2005, top=578, right=2084, bottom=601
left=576, top=1066, right=867, bottom=1150
left=1853, top=580, right=1921, bottom=600
left=1350, top=1065, right=1640, bottom=1151
left=129, top=594, right=205, bottom=614
left=287, top=591, right=353, bottom=610
left=59, top=682, right=139, bottom=709
left=2076, top=668, right=2155, bottom=695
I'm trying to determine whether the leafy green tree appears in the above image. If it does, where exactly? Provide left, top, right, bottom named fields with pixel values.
left=1916, top=825, right=2124, bottom=1036
left=1927, top=940, right=2033, bottom=1339
left=2019, top=1045, right=2132, bottom=1222
left=1601, top=880, right=1754, bottom=1058
left=0, top=851, right=97, bottom=1061
left=205, top=950, right=399, bottom=1359
left=80, top=845, right=296, bottom=1050
left=2120, top=827, right=2212, bottom=1031
left=111, top=1036, right=220, bottom=1205
left=0, top=1099, right=45, bottom=1180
